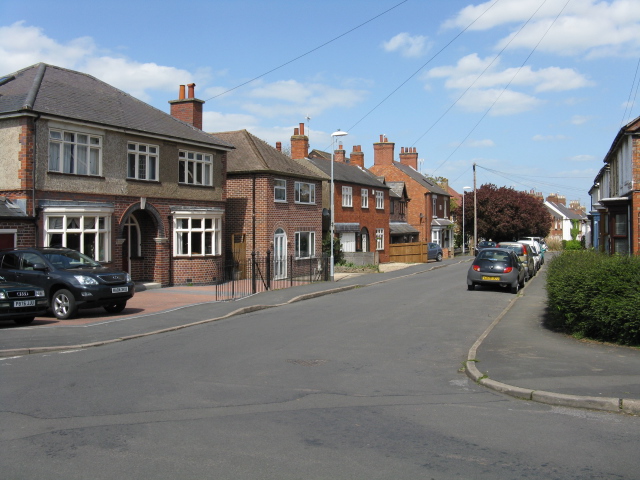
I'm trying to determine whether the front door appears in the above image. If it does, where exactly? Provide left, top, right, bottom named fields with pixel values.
left=122, top=215, right=141, bottom=277
left=274, top=228, right=287, bottom=280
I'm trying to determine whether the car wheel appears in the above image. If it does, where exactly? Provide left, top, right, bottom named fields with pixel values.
left=467, top=283, right=475, bottom=291
left=52, top=289, right=77, bottom=320
left=104, top=300, right=127, bottom=314
left=519, top=275, right=525, bottom=289
left=510, top=280, right=519, bottom=294
left=436, top=252, right=443, bottom=262
left=14, top=316, right=35, bottom=325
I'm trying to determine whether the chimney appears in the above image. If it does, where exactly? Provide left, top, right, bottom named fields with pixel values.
left=290, top=122, right=309, bottom=159
left=276, top=142, right=282, bottom=152
left=334, top=143, right=346, bottom=163
left=373, top=134, right=395, bottom=166
left=399, top=146, right=418, bottom=170
left=350, top=145, right=365, bottom=168
left=169, top=83, right=204, bottom=130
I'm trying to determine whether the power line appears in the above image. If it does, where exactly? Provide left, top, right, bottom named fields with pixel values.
left=204, top=1, right=409, bottom=102
left=620, top=55, right=640, bottom=127
left=431, top=0, right=572, bottom=176
left=346, top=0, right=502, bottom=133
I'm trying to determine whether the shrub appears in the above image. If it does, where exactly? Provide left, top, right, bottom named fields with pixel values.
left=546, top=251, right=640, bottom=345
left=564, top=240, right=582, bottom=250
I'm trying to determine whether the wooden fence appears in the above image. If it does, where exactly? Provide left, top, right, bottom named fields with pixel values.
left=389, top=242, right=429, bottom=263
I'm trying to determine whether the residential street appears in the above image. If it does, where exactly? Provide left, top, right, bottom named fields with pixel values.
left=2, top=261, right=640, bottom=479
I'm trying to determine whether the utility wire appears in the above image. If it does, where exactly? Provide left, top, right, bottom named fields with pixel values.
left=411, top=0, right=549, bottom=148
left=431, top=0, right=572, bottom=175
left=478, top=164, right=587, bottom=194
left=620, top=55, right=640, bottom=127
left=204, top=1, right=408, bottom=102
left=346, top=0, right=502, bottom=133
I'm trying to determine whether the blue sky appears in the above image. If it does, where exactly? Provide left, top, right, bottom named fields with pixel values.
left=3, top=0, right=640, bottom=205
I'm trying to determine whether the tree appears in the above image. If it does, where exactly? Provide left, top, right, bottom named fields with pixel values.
left=453, top=184, right=552, bottom=242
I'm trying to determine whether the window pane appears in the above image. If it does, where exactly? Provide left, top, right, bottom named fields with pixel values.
left=138, top=154, right=147, bottom=179
left=49, top=142, right=60, bottom=170
left=63, top=143, right=74, bottom=173
left=191, top=232, right=202, bottom=254
left=615, top=214, right=627, bottom=235
left=139, top=145, right=147, bottom=153
left=128, top=153, right=136, bottom=177
left=192, top=219, right=202, bottom=229
left=128, top=143, right=136, bottom=150
left=64, top=132, right=74, bottom=142
left=149, top=157, right=157, bottom=180
left=77, top=134, right=88, bottom=144
left=77, top=145, right=88, bottom=175
left=89, top=148, right=100, bottom=175
left=50, top=130, right=62, bottom=140
left=179, top=162, right=185, bottom=183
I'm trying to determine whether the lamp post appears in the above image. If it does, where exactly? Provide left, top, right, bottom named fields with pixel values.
left=330, top=130, right=348, bottom=281
left=462, top=186, right=472, bottom=254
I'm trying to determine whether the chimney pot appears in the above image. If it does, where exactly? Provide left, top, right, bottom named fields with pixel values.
left=276, top=142, right=282, bottom=152
left=294, top=128, right=299, bottom=135
left=179, top=85, right=186, bottom=100
left=187, top=83, right=196, bottom=98
left=379, top=134, right=384, bottom=142
left=299, top=122, right=304, bottom=135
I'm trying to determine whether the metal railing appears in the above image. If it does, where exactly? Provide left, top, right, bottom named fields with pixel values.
left=215, top=252, right=329, bottom=301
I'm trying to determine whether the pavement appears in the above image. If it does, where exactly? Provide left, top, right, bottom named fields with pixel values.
left=2, top=256, right=640, bottom=415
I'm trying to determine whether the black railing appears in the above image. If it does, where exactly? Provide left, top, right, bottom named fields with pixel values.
left=215, top=252, right=329, bottom=301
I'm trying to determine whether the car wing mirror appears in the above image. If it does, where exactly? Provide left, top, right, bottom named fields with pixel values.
left=32, top=263, right=48, bottom=272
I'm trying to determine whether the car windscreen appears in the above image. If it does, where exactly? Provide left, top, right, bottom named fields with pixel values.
left=44, top=250, right=101, bottom=268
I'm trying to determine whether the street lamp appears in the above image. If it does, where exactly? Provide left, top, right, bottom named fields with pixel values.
left=330, top=130, right=348, bottom=281
left=462, top=186, right=472, bottom=254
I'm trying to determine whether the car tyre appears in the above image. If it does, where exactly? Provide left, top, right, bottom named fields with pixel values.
left=510, top=280, right=520, bottom=294
left=467, top=283, right=475, bottom=291
left=104, top=300, right=127, bottom=314
left=14, top=316, right=35, bottom=325
left=52, top=289, right=77, bottom=320
left=436, top=252, right=443, bottom=262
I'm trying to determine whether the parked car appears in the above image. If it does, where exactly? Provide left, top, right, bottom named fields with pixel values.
left=427, top=242, right=443, bottom=262
left=474, top=240, right=497, bottom=256
left=496, top=241, right=535, bottom=280
left=0, top=248, right=134, bottom=320
left=467, top=248, right=525, bottom=294
left=518, top=239, right=544, bottom=267
left=519, top=238, right=545, bottom=265
left=0, top=277, right=48, bottom=325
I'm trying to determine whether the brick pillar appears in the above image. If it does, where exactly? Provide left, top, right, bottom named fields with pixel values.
left=373, top=135, right=395, bottom=166
left=399, top=146, right=418, bottom=170
left=290, top=122, right=308, bottom=159
left=350, top=145, right=365, bottom=168
left=169, top=83, right=204, bottom=130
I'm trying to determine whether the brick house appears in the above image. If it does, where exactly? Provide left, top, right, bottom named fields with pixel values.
left=386, top=181, right=418, bottom=244
left=545, top=194, right=589, bottom=244
left=212, top=129, right=326, bottom=279
left=589, top=115, right=640, bottom=255
left=368, top=136, right=453, bottom=251
left=290, top=124, right=391, bottom=264
left=0, top=63, right=234, bottom=286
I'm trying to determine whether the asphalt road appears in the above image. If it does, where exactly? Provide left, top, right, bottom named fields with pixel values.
left=2, top=261, right=639, bottom=479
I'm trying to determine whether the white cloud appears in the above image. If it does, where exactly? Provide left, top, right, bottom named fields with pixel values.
left=533, top=134, right=569, bottom=141
left=204, top=111, right=259, bottom=133
left=571, top=114, right=592, bottom=125
left=568, top=154, right=597, bottom=162
left=457, top=88, right=543, bottom=115
left=382, top=32, right=430, bottom=57
left=467, top=139, right=495, bottom=147
left=444, top=0, right=640, bottom=58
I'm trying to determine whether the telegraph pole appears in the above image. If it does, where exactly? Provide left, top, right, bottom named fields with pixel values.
left=473, top=163, right=477, bottom=253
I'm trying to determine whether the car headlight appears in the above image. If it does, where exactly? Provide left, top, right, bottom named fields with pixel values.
left=74, top=275, right=99, bottom=286
left=126, top=273, right=131, bottom=282
left=0, top=292, right=5, bottom=299
left=35, top=289, right=45, bottom=297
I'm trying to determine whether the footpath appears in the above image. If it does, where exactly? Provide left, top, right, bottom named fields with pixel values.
left=2, top=257, right=640, bottom=415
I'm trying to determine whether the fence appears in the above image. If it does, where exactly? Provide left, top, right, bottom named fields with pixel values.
left=214, top=252, right=329, bottom=301
left=389, top=242, right=429, bottom=263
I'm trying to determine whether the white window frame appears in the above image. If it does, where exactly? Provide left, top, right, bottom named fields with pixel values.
left=49, top=128, right=102, bottom=176
left=376, top=228, right=384, bottom=251
left=376, top=190, right=384, bottom=209
left=43, top=207, right=113, bottom=262
left=178, top=149, right=213, bottom=186
left=294, top=231, right=315, bottom=259
left=342, top=186, right=353, bottom=207
left=361, top=188, right=368, bottom=208
left=128, top=142, right=159, bottom=181
left=274, top=179, right=287, bottom=202
left=295, top=182, right=315, bottom=204
left=173, top=212, right=222, bottom=257
left=432, top=196, right=437, bottom=218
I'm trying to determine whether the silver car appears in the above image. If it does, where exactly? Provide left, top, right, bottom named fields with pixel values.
left=467, top=248, right=526, bottom=294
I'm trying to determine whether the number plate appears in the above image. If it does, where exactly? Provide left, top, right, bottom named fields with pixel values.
left=112, top=287, right=128, bottom=293
left=482, top=276, right=500, bottom=281
left=14, top=300, right=36, bottom=307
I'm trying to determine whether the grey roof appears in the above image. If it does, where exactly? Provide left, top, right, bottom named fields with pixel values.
left=391, top=162, right=450, bottom=196
left=306, top=156, right=389, bottom=189
left=545, top=201, right=585, bottom=220
left=389, top=222, right=419, bottom=234
left=387, top=181, right=406, bottom=199
left=213, top=130, right=324, bottom=180
left=335, top=223, right=360, bottom=233
left=0, top=197, right=29, bottom=218
left=0, top=63, right=233, bottom=150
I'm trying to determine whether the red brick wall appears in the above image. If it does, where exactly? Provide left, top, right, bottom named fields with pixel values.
left=333, top=180, right=390, bottom=262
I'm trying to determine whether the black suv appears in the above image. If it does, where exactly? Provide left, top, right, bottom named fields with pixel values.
left=0, top=248, right=135, bottom=320
left=0, top=277, right=48, bottom=325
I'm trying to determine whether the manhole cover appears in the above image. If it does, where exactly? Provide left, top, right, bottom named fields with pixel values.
left=286, top=359, right=329, bottom=367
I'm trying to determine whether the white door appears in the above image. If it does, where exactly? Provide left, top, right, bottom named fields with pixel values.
left=340, top=232, right=356, bottom=253
left=274, top=228, right=287, bottom=280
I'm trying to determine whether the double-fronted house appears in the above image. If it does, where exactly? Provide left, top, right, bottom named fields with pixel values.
left=0, top=63, right=233, bottom=286
left=212, top=129, right=326, bottom=280
left=290, top=124, right=391, bottom=264
left=589, top=115, right=640, bottom=255
left=368, top=136, right=453, bottom=253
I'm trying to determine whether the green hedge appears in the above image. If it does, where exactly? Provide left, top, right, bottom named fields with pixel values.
left=546, top=251, right=640, bottom=345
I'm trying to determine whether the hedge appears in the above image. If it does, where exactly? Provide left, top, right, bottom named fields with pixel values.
left=545, top=251, right=640, bottom=345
